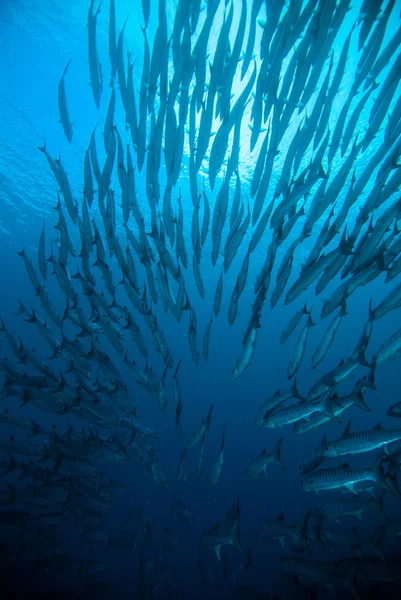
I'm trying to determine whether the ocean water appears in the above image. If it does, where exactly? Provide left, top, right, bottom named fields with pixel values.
left=0, top=0, right=401, bottom=598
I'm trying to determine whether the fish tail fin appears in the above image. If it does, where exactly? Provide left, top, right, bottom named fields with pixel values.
left=291, top=377, right=302, bottom=400
left=356, top=344, right=370, bottom=368
left=384, top=466, right=401, bottom=500
left=14, top=300, right=26, bottom=315
left=230, top=518, right=243, bottom=555
left=339, top=227, right=354, bottom=255
left=27, top=421, right=41, bottom=439
left=173, top=359, right=182, bottom=379
left=353, top=390, right=370, bottom=412
left=365, top=360, right=377, bottom=391
left=321, top=395, right=341, bottom=423
left=368, top=297, right=375, bottom=322
left=272, top=437, right=286, bottom=470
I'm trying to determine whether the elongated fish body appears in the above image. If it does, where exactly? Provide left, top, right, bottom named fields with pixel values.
left=324, top=423, right=401, bottom=457
left=202, top=517, right=243, bottom=562
left=213, top=271, right=223, bottom=316
left=254, top=379, right=302, bottom=427
left=244, top=437, right=286, bottom=478
left=228, top=282, right=239, bottom=327
left=58, top=58, right=73, bottom=142
left=281, top=556, right=355, bottom=591
left=298, top=436, right=327, bottom=475
left=87, top=0, right=102, bottom=109
left=142, top=0, right=150, bottom=28
left=187, top=420, right=206, bottom=450
left=374, top=328, right=401, bottom=366
left=312, top=303, right=346, bottom=369
left=280, top=304, right=309, bottom=345
left=17, top=248, right=42, bottom=294
left=313, top=494, right=387, bottom=522
left=232, top=326, right=258, bottom=380
left=301, top=459, right=382, bottom=495
left=307, top=354, right=367, bottom=401
left=265, top=388, right=338, bottom=429
left=202, top=316, right=213, bottom=361
left=150, top=449, right=168, bottom=489
left=287, top=314, right=315, bottom=379
left=261, top=510, right=311, bottom=553
left=209, top=428, right=225, bottom=487
left=196, top=434, right=205, bottom=481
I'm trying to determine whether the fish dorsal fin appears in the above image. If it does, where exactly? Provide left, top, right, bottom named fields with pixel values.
left=341, top=419, right=352, bottom=439
left=321, top=435, right=327, bottom=445
left=372, top=422, right=382, bottom=431
left=276, top=513, right=284, bottom=522
left=261, top=448, right=267, bottom=456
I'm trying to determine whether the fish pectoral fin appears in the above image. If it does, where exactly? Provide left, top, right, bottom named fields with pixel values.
left=345, top=484, right=358, bottom=495
left=278, top=537, right=286, bottom=548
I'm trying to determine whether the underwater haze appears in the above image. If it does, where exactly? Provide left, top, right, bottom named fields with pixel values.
left=1, top=0, right=401, bottom=598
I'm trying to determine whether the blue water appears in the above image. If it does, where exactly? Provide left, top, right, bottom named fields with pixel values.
left=0, top=0, right=401, bottom=598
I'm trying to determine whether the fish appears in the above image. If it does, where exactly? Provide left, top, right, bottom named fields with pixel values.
left=209, top=427, right=225, bottom=487
left=232, top=326, right=258, bottom=380
left=202, top=516, right=243, bottom=561
left=87, top=0, right=103, bottom=109
left=312, top=302, right=347, bottom=368
left=2, top=0, right=401, bottom=594
left=187, top=404, right=214, bottom=450
left=281, top=556, right=358, bottom=596
left=313, top=492, right=388, bottom=523
left=58, top=58, right=73, bottom=143
left=254, top=379, right=302, bottom=428
left=264, top=388, right=340, bottom=429
left=280, top=304, right=309, bottom=345
left=298, top=436, right=327, bottom=475
left=287, top=313, right=315, bottom=379
left=244, top=437, right=286, bottom=478
left=387, top=400, right=401, bottom=418
left=260, top=510, right=312, bottom=553
left=323, top=420, right=401, bottom=457
left=301, top=454, right=399, bottom=497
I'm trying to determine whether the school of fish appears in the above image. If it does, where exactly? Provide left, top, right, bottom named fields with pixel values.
left=1, top=0, right=401, bottom=598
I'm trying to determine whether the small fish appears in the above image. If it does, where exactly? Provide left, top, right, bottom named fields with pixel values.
left=58, top=58, right=73, bottom=142
left=244, top=437, right=286, bottom=479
